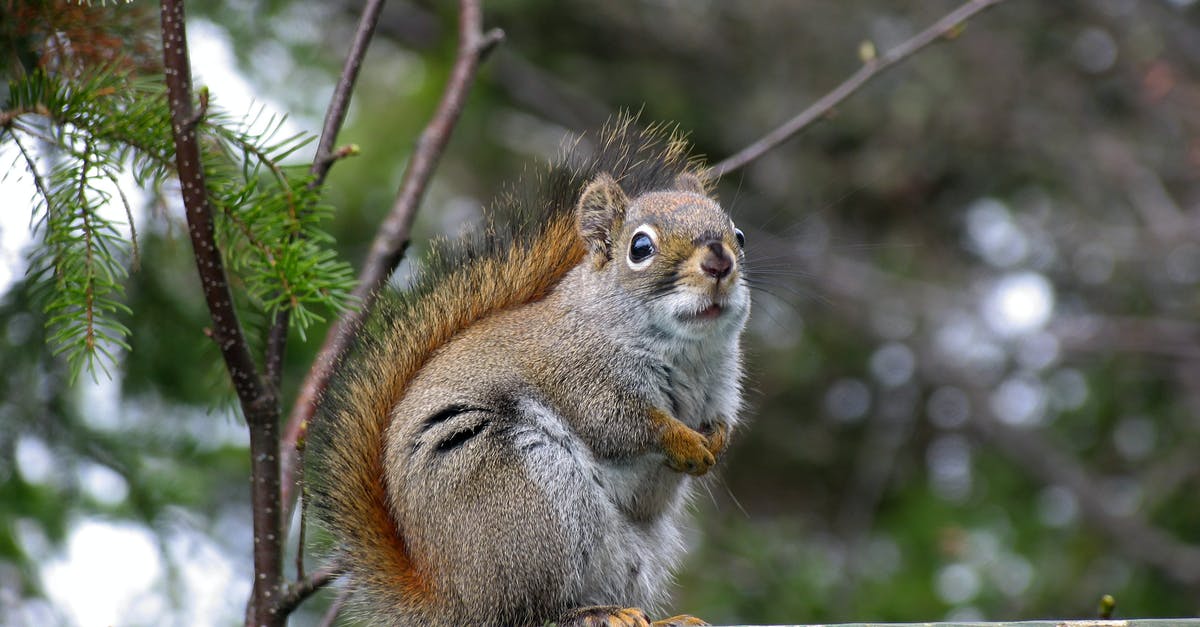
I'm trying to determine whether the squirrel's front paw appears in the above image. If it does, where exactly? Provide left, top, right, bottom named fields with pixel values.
left=650, top=408, right=716, bottom=476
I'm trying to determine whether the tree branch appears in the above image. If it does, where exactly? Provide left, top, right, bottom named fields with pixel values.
left=159, top=2, right=281, bottom=625
left=263, top=0, right=387, bottom=397
left=262, top=0, right=388, bottom=422
left=278, top=0, right=502, bottom=520
left=274, top=565, right=340, bottom=617
left=709, top=0, right=1009, bottom=178
left=310, top=0, right=386, bottom=189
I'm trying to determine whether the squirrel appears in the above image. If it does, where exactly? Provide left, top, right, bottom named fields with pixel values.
left=306, top=118, right=750, bottom=627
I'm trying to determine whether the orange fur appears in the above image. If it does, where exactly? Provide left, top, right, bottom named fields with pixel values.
left=648, top=407, right=716, bottom=476
left=307, top=117, right=711, bottom=621
left=313, top=214, right=587, bottom=612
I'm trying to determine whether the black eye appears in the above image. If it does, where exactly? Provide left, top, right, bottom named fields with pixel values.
left=629, top=232, right=656, bottom=263
left=734, top=228, right=745, bottom=248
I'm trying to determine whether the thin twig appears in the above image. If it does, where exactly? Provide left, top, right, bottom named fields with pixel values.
left=310, top=0, right=386, bottom=189
left=278, top=0, right=501, bottom=518
left=8, top=130, right=54, bottom=214
left=264, top=0, right=388, bottom=432
left=107, top=170, right=141, bottom=271
left=274, top=565, right=340, bottom=617
left=159, top=2, right=282, bottom=626
left=709, top=0, right=1009, bottom=178
left=76, top=150, right=97, bottom=363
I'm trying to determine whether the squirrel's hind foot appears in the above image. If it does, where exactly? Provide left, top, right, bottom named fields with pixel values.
left=555, top=605, right=650, bottom=626
left=554, top=606, right=709, bottom=627
left=652, top=615, right=710, bottom=627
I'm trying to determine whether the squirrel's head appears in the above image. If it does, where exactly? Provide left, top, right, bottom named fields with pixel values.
left=575, top=171, right=749, bottom=339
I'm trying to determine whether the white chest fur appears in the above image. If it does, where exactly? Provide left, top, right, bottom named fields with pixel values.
left=656, top=332, right=744, bottom=431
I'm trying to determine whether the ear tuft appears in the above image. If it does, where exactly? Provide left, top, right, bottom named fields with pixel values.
left=576, top=173, right=629, bottom=266
left=674, top=172, right=708, bottom=195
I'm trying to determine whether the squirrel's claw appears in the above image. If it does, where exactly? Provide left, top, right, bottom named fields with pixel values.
left=700, top=422, right=729, bottom=459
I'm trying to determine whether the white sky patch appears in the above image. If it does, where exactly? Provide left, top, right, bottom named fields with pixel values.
left=1, top=142, right=39, bottom=293
left=189, top=19, right=307, bottom=150
left=42, top=519, right=166, bottom=626
left=169, top=526, right=249, bottom=625
left=982, top=271, right=1055, bottom=337
left=77, top=462, right=130, bottom=507
left=15, top=436, right=57, bottom=486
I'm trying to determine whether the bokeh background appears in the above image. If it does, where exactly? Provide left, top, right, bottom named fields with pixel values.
left=3, top=1, right=1200, bottom=625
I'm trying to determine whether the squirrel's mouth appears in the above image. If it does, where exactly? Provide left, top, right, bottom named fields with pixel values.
left=679, top=303, right=723, bottom=322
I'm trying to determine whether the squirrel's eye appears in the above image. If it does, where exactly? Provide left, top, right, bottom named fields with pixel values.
left=734, top=228, right=745, bottom=248
left=629, top=232, right=656, bottom=264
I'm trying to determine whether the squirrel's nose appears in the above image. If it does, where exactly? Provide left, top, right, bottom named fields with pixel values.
left=701, top=242, right=732, bottom=279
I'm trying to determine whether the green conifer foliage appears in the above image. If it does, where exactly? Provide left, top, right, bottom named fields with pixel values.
left=3, top=69, right=354, bottom=380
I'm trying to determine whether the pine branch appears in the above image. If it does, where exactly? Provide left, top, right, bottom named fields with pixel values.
left=6, top=18, right=362, bottom=623
left=5, top=128, right=53, bottom=211
left=10, top=70, right=353, bottom=338
left=10, top=108, right=135, bottom=382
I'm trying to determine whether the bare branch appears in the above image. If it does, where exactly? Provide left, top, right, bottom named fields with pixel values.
left=264, top=313, right=288, bottom=396
left=159, top=2, right=282, bottom=625
left=160, top=0, right=268, bottom=415
left=279, top=0, right=501, bottom=521
left=274, top=565, right=340, bottom=617
left=310, top=0, right=387, bottom=189
left=709, top=0, right=1009, bottom=178
left=264, top=0, right=388, bottom=425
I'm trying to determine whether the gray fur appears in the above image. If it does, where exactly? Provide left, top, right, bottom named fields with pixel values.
left=377, top=183, right=749, bottom=625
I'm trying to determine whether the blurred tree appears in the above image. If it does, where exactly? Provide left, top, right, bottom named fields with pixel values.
left=3, top=0, right=1200, bottom=625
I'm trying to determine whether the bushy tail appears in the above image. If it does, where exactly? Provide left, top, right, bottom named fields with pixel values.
left=304, top=116, right=707, bottom=616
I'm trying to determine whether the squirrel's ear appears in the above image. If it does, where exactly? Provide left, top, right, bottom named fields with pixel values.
left=576, top=173, right=629, bottom=266
left=674, top=172, right=708, bottom=195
